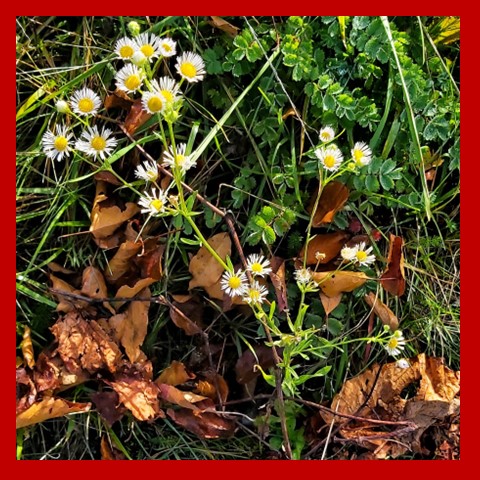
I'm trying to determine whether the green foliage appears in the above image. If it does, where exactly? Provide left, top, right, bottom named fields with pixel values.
left=246, top=204, right=296, bottom=246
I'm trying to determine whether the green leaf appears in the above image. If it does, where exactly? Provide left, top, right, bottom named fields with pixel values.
left=365, top=175, right=380, bottom=192
left=262, top=225, right=276, bottom=245
left=379, top=174, right=394, bottom=191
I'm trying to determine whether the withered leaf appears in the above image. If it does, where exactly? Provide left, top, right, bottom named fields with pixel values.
left=319, top=292, right=343, bottom=315
left=51, top=312, right=122, bottom=374
left=269, top=256, right=288, bottom=312
left=104, top=88, right=134, bottom=111
left=195, top=371, right=229, bottom=404
left=364, top=292, right=399, bottom=331
left=167, top=408, right=236, bottom=439
left=136, top=240, right=164, bottom=280
left=311, top=271, right=369, bottom=298
left=307, top=181, right=349, bottom=227
left=104, top=240, right=142, bottom=285
left=109, top=376, right=163, bottom=421
left=50, top=274, right=88, bottom=313
left=100, top=435, right=126, bottom=460
left=21, top=326, right=35, bottom=369
left=189, top=233, right=231, bottom=290
left=90, top=202, right=140, bottom=241
left=91, top=391, right=125, bottom=426
left=124, top=98, right=152, bottom=135
left=380, top=234, right=406, bottom=297
left=109, top=287, right=150, bottom=363
left=235, top=345, right=282, bottom=385
left=81, top=266, right=115, bottom=315
left=208, top=16, right=240, bottom=37
left=170, top=295, right=204, bottom=336
left=155, top=360, right=196, bottom=386
left=47, top=262, right=77, bottom=275
left=158, top=383, right=209, bottom=410
left=94, top=171, right=122, bottom=186
left=16, top=396, right=91, bottom=429
left=114, top=277, right=157, bottom=309
left=299, top=231, right=350, bottom=266
left=16, top=367, right=37, bottom=414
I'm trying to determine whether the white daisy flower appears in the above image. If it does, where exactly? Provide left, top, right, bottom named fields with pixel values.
left=246, top=254, right=272, bottom=277
left=159, top=37, right=177, bottom=57
left=319, top=126, right=335, bottom=143
left=294, top=268, right=313, bottom=285
left=142, top=89, right=167, bottom=115
left=114, top=36, right=137, bottom=60
left=41, top=124, right=74, bottom=162
left=155, top=77, right=181, bottom=104
left=134, top=33, right=162, bottom=62
left=351, top=141, right=372, bottom=167
left=70, top=87, right=102, bottom=117
left=162, top=143, right=196, bottom=174
left=135, top=159, right=159, bottom=182
left=352, top=242, right=375, bottom=266
left=75, top=125, right=117, bottom=161
left=138, top=188, right=168, bottom=216
left=175, top=52, right=206, bottom=83
left=55, top=100, right=69, bottom=114
left=131, top=51, right=148, bottom=66
left=220, top=270, right=248, bottom=297
left=115, top=64, right=145, bottom=93
left=243, top=281, right=269, bottom=305
left=315, top=145, right=344, bottom=172
left=340, top=246, right=357, bottom=262
left=385, top=330, right=406, bottom=357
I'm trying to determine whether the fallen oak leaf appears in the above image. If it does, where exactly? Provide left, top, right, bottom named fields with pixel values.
left=364, top=292, right=399, bottom=331
left=311, top=270, right=369, bottom=298
left=380, top=234, right=406, bottom=297
left=16, top=396, right=91, bottom=429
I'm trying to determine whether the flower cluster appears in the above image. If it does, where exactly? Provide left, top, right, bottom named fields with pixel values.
left=220, top=254, right=272, bottom=306
left=341, top=241, right=376, bottom=267
left=314, top=126, right=373, bottom=173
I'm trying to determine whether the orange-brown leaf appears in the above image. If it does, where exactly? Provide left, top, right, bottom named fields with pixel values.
left=269, top=256, right=288, bottom=312
left=100, top=435, right=126, bottom=460
left=21, top=326, right=35, bottom=369
left=195, top=372, right=229, bottom=404
left=299, top=231, right=350, bottom=266
left=16, top=396, right=91, bottom=429
left=114, top=277, right=157, bottom=309
left=208, top=16, right=240, bottom=37
left=90, top=202, right=140, bottom=241
left=81, top=266, right=115, bottom=315
left=189, top=233, right=231, bottom=289
left=312, top=271, right=369, bottom=298
left=104, top=240, right=142, bottom=285
left=167, top=408, right=235, bottom=439
left=104, top=89, right=134, bottom=111
left=155, top=360, right=196, bottom=386
left=50, top=274, right=87, bottom=313
left=157, top=383, right=209, bottom=410
left=124, top=98, right=152, bottom=135
left=91, top=391, right=125, bottom=426
left=380, top=234, right=406, bottom=297
left=364, top=292, right=399, bottom=330
left=307, top=181, right=349, bottom=227
left=235, top=345, right=282, bottom=385
left=319, top=292, right=343, bottom=315
left=169, top=297, right=204, bottom=336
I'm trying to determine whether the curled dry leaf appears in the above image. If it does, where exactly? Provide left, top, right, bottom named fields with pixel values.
left=311, top=271, right=369, bottom=298
left=108, top=375, right=163, bottom=421
left=298, top=231, right=350, bottom=266
left=50, top=274, right=88, bottom=313
left=364, top=292, right=399, bottom=331
left=195, top=371, right=229, bottom=404
left=81, top=266, right=115, bottom=315
left=321, top=353, right=460, bottom=458
left=189, top=232, right=231, bottom=290
left=158, top=383, right=209, bottom=411
left=104, top=88, right=134, bottom=111
left=307, top=181, right=349, bottom=227
left=269, top=256, right=288, bottom=312
left=380, top=234, right=406, bottom=297
left=16, top=367, right=37, bottom=414
left=155, top=360, right=196, bottom=386
left=114, top=277, right=157, bottom=309
left=109, top=287, right=150, bottom=363
left=169, top=294, right=204, bottom=336
left=21, top=326, right=35, bottom=369
left=104, top=240, right=142, bottom=285
left=51, top=312, right=122, bottom=375
left=124, top=97, right=152, bottom=135
left=208, top=16, right=240, bottom=37
left=100, top=435, right=126, bottom=460
left=167, top=408, right=236, bottom=439
left=16, top=396, right=91, bottom=429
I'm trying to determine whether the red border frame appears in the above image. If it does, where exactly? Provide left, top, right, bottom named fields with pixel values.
left=13, top=11, right=466, bottom=472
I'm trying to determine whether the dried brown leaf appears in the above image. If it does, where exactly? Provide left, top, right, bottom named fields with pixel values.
left=91, top=391, right=125, bottom=426
left=136, top=241, right=164, bottom=280
left=109, top=287, right=150, bottom=363
left=189, top=233, right=231, bottom=289
left=114, top=277, right=157, bottom=309
left=364, top=292, right=399, bottom=330
left=167, top=408, right=236, bottom=439
left=21, top=326, right=35, bottom=369
left=195, top=371, right=229, bottom=404
left=16, top=367, right=37, bottom=414
left=81, top=266, right=115, bottom=315
left=104, top=88, right=134, bottom=111
left=269, top=256, right=288, bottom=312
left=380, top=234, right=406, bottom=297
left=104, top=240, right=142, bottom=285
left=109, top=375, right=163, bottom=421
left=235, top=345, right=282, bottom=385
left=311, top=270, right=368, bottom=297
left=90, top=202, right=140, bottom=241
left=50, top=274, right=87, bottom=313
left=124, top=98, right=152, bottom=135
left=100, top=435, right=125, bottom=460
left=319, top=292, right=343, bottom=315
left=169, top=295, right=204, bottom=336
left=307, top=181, right=349, bottom=227
left=158, top=383, right=209, bottom=410
left=155, top=360, right=196, bottom=386
left=299, top=231, right=350, bottom=266
left=16, top=396, right=91, bottom=429
left=208, top=16, right=240, bottom=37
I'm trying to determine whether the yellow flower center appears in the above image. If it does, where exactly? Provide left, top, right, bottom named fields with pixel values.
left=354, top=149, right=364, bottom=163
left=54, top=136, right=68, bottom=151
left=140, top=44, right=154, bottom=57
left=147, top=96, right=164, bottom=113
left=119, top=45, right=134, bottom=58
left=321, top=132, right=331, bottom=141
left=125, top=74, right=141, bottom=91
left=161, top=90, right=174, bottom=103
left=175, top=154, right=186, bottom=166
left=248, top=289, right=260, bottom=301
left=162, top=43, right=172, bottom=52
left=251, top=263, right=263, bottom=274
left=146, top=169, right=158, bottom=180
left=324, top=154, right=336, bottom=168
left=356, top=251, right=367, bottom=262
left=91, top=136, right=106, bottom=151
left=228, top=276, right=241, bottom=289
left=78, top=98, right=94, bottom=113
left=180, top=62, right=197, bottom=79
left=388, top=338, right=399, bottom=349
left=150, top=199, right=164, bottom=212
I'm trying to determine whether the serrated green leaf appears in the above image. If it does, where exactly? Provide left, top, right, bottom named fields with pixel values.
left=262, top=226, right=276, bottom=245
left=379, top=174, right=394, bottom=191
left=365, top=175, right=380, bottom=192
